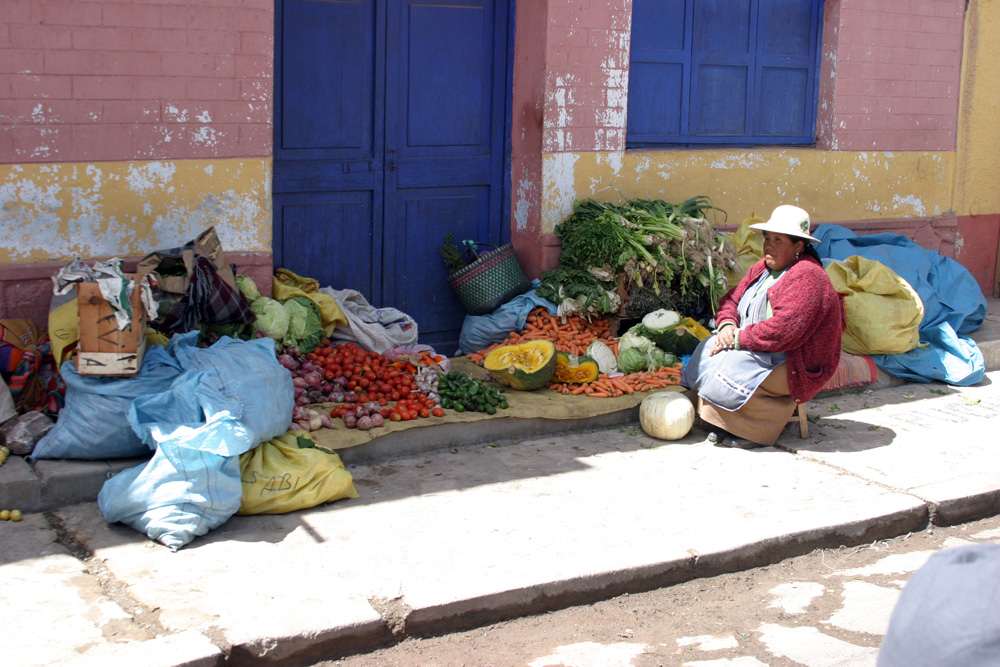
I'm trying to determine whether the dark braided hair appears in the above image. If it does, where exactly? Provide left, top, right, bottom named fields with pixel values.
left=799, top=242, right=821, bottom=263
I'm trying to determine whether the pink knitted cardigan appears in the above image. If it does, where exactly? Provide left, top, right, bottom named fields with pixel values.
left=715, top=255, right=845, bottom=403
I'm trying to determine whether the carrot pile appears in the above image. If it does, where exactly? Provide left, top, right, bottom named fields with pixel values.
left=466, top=307, right=618, bottom=364
left=548, top=366, right=683, bottom=398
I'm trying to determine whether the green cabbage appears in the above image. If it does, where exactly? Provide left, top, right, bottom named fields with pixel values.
left=282, top=296, right=323, bottom=354
left=618, top=327, right=656, bottom=355
left=616, top=347, right=647, bottom=375
left=647, top=346, right=667, bottom=370
left=235, top=273, right=261, bottom=301
left=250, top=296, right=290, bottom=341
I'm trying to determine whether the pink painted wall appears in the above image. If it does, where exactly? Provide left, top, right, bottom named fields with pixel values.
left=541, top=0, right=630, bottom=154
left=817, top=0, right=964, bottom=151
left=511, top=0, right=632, bottom=279
left=510, top=0, right=547, bottom=279
left=0, top=0, right=273, bottom=163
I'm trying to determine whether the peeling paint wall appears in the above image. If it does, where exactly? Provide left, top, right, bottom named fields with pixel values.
left=540, top=149, right=955, bottom=232
left=0, top=0, right=274, bottom=265
left=0, top=159, right=272, bottom=262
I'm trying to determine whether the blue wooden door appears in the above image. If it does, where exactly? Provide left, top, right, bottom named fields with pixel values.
left=273, top=0, right=511, bottom=351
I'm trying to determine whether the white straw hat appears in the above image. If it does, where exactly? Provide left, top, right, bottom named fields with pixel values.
left=748, top=205, right=819, bottom=242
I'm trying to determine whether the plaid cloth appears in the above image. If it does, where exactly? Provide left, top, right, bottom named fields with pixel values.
left=0, top=319, right=65, bottom=417
left=152, top=255, right=255, bottom=335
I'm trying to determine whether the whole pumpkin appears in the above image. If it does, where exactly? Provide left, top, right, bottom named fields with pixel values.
left=639, top=391, right=695, bottom=441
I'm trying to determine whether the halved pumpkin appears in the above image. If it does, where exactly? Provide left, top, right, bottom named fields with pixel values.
left=483, top=339, right=557, bottom=391
left=553, top=352, right=600, bottom=384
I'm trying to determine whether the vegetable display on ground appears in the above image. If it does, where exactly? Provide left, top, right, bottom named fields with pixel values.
left=468, top=307, right=688, bottom=399
left=483, top=339, right=558, bottom=391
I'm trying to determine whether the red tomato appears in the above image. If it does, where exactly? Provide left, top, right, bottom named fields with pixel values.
left=418, top=408, right=430, bottom=418
left=431, top=407, right=444, bottom=417
left=389, top=411, right=402, bottom=422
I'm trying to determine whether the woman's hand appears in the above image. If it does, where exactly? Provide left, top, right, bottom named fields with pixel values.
left=710, top=324, right=738, bottom=356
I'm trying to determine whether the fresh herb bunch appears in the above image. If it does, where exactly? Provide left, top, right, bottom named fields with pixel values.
left=440, top=233, right=468, bottom=273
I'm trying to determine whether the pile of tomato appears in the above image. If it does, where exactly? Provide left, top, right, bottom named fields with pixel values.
left=311, top=341, right=445, bottom=423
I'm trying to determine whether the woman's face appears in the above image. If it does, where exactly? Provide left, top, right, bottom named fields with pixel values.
left=762, top=232, right=804, bottom=271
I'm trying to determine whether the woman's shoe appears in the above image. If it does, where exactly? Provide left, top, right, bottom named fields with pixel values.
left=708, top=430, right=765, bottom=449
left=721, top=436, right=766, bottom=449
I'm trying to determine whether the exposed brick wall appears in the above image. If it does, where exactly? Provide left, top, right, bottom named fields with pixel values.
left=818, top=0, right=964, bottom=151
left=0, top=0, right=273, bottom=163
left=543, top=0, right=631, bottom=153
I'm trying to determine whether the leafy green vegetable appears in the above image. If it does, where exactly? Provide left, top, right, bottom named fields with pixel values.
left=536, top=266, right=618, bottom=315
left=617, top=347, right=647, bottom=374
left=282, top=296, right=323, bottom=354
left=235, top=273, right=261, bottom=301
left=619, top=327, right=657, bottom=355
left=250, top=296, right=290, bottom=341
left=440, top=233, right=468, bottom=273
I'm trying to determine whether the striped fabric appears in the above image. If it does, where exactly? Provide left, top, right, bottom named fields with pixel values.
left=0, top=319, right=65, bottom=417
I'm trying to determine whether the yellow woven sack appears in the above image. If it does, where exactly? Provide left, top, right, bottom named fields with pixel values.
left=724, top=213, right=766, bottom=289
left=272, top=268, right=348, bottom=333
left=825, top=255, right=923, bottom=355
left=238, top=431, right=359, bottom=515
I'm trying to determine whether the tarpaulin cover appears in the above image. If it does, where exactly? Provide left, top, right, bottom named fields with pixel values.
left=813, top=224, right=987, bottom=385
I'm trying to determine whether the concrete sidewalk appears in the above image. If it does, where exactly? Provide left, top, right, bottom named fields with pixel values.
left=3, top=306, right=1000, bottom=666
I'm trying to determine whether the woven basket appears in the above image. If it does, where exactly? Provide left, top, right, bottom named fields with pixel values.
left=447, top=242, right=531, bottom=316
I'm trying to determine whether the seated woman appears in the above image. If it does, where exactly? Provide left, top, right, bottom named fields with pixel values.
left=681, top=205, right=844, bottom=449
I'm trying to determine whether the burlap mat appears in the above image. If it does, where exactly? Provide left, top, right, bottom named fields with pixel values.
left=308, top=356, right=683, bottom=452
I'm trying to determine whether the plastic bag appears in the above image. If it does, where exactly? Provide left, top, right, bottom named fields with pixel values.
left=457, top=281, right=558, bottom=355
left=318, top=287, right=418, bottom=354
left=97, top=333, right=294, bottom=550
left=32, top=345, right=183, bottom=460
left=723, top=213, right=766, bottom=289
left=0, top=376, right=16, bottom=424
left=383, top=344, right=451, bottom=373
left=271, top=268, right=348, bottom=333
left=238, top=431, right=359, bottom=515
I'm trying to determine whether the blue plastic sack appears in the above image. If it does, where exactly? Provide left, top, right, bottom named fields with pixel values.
left=31, top=345, right=183, bottom=460
left=457, top=281, right=558, bottom=355
left=98, top=333, right=294, bottom=550
left=813, top=224, right=987, bottom=385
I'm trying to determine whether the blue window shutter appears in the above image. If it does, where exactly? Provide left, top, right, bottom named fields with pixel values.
left=754, top=0, right=818, bottom=138
left=626, top=0, right=690, bottom=143
left=690, top=0, right=754, bottom=137
left=627, top=0, right=821, bottom=147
